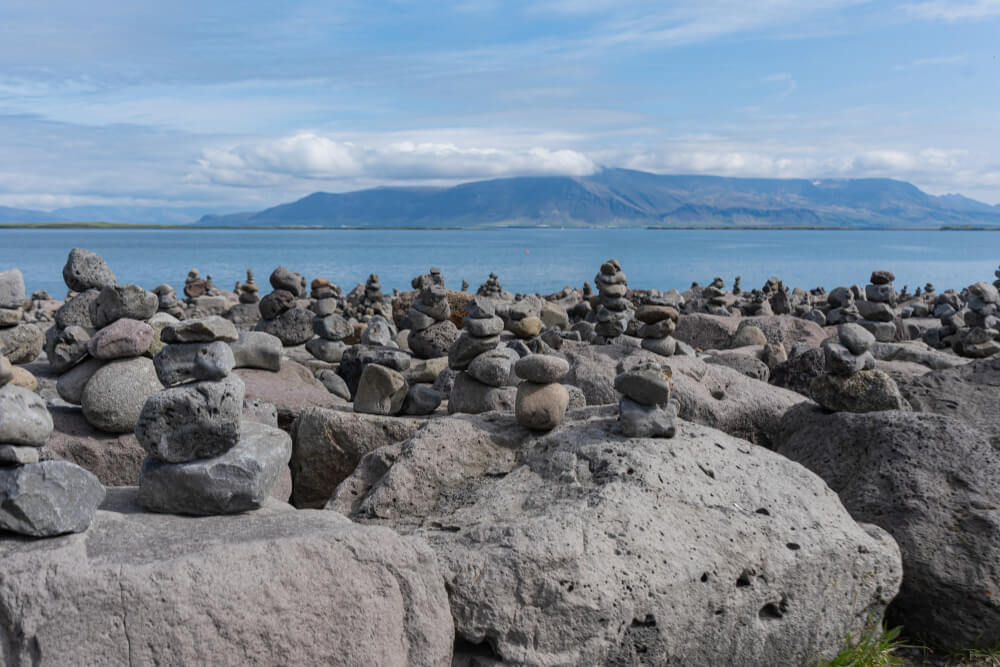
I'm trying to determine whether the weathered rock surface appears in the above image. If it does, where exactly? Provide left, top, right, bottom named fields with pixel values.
left=0, top=488, right=453, bottom=665
left=162, top=315, right=238, bottom=343
left=255, top=307, right=314, bottom=346
left=776, top=406, right=1000, bottom=650
left=41, top=406, right=147, bottom=486
left=0, top=322, right=44, bottom=364
left=291, top=407, right=423, bottom=508
left=448, top=371, right=516, bottom=414
left=0, top=461, right=105, bottom=537
left=153, top=340, right=236, bottom=386
left=86, top=317, right=153, bottom=360
left=237, top=360, right=347, bottom=428
left=0, top=268, right=25, bottom=309
left=0, top=383, right=54, bottom=446
left=138, top=421, right=290, bottom=515
left=354, top=364, right=408, bottom=416
left=230, top=331, right=282, bottom=371
left=81, top=357, right=162, bottom=433
left=89, top=284, right=157, bottom=328
left=809, top=369, right=909, bottom=413
left=330, top=411, right=901, bottom=666
left=62, top=248, right=116, bottom=292
left=898, top=357, right=1000, bottom=447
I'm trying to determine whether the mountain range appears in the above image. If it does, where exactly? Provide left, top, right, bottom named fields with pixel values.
left=4, top=169, right=1000, bottom=228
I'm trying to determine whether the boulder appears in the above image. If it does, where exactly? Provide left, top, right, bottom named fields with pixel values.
left=0, top=488, right=452, bottom=665
left=255, top=308, right=314, bottom=346
left=776, top=406, right=1000, bottom=650
left=809, top=370, right=909, bottom=413
left=466, top=347, right=518, bottom=387
left=290, top=407, right=424, bottom=508
left=448, top=372, right=516, bottom=415
left=45, top=324, right=91, bottom=373
left=402, top=385, right=442, bottom=416
left=330, top=411, right=901, bottom=666
left=56, top=357, right=103, bottom=405
left=354, top=364, right=408, bottom=416
left=673, top=313, right=738, bottom=351
left=55, top=289, right=100, bottom=330
left=0, top=461, right=105, bottom=537
left=41, top=406, right=147, bottom=486
left=337, top=345, right=411, bottom=397
left=62, top=248, right=116, bottom=292
left=0, top=322, right=44, bottom=364
left=153, top=341, right=236, bottom=386
left=898, top=357, right=1000, bottom=447
left=138, top=421, right=290, bottom=515
left=515, top=381, right=569, bottom=430
left=162, top=315, right=238, bottom=343
left=81, top=357, right=162, bottom=434
left=408, top=320, right=460, bottom=359
left=705, top=352, right=770, bottom=382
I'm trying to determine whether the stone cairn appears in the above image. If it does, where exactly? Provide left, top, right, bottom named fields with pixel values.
left=47, top=249, right=164, bottom=435
left=0, top=268, right=44, bottom=368
left=592, top=259, right=633, bottom=343
left=514, top=354, right=570, bottom=431
left=152, top=283, right=185, bottom=319
left=636, top=302, right=680, bottom=357
left=307, top=306, right=352, bottom=365
left=855, top=270, right=897, bottom=342
left=406, top=268, right=459, bottom=359
left=448, top=296, right=518, bottom=414
left=240, top=269, right=260, bottom=303
left=614, top=360, right=678, bottom=438
left=953, top=281, right=1000, bottom=358
left=477, top=273, right=504, bottom=298
left=227, top=269, right=263, bottom=331
left=810, top=323, right=907, bottom=413
left=1, top=354, right=106, bottom=537
left=136, top=316, right=291, bottom=515
left=255, top=266, right=313, bottom=347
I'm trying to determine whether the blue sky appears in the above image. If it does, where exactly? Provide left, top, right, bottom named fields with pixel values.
left=1, top=0, right=999, bottom=213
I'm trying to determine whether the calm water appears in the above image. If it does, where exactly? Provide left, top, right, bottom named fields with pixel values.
left=1, top=228, right=998, bottom=297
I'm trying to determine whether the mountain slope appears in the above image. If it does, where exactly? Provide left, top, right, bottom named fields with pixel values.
left=206, top=168, right=1000, bottom=228
left=0, top=206, right=67, bottom=223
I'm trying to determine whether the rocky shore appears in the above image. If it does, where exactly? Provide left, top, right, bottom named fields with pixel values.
left=1, top=250, right=998, bottom=665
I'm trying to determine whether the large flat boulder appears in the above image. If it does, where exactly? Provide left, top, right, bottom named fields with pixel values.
left=290, top=407, right=424, bottom=508
left=0, top=488, right=453, bottom=666
left=776, top=406, right=1000, bottom=650
left=330, top=410, right=901, bottom=666
left=898, top=357, right=1000, bottom=447
left=236, top=359, right=347, bottom=429
left=673, top=313, right=739, bottom=351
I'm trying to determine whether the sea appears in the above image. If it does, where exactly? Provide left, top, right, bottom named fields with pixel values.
left=1, top=227, right=998, bottom=297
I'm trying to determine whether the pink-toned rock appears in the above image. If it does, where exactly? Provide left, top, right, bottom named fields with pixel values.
left=87, top=318, right=154, bottom=360
left=236, top=359, right=348, bottom=429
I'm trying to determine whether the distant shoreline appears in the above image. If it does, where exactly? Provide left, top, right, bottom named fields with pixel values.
left=2, top=222, right=1000, bottom=231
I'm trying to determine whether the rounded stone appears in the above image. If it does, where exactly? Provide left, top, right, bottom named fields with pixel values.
left=838, top=322, right=876, bottom=356
left=870, top=270, right=895, bottom=286
left=408, top=320, right=460, bottom=359
left=259, top=289, right=296, bottom=320
left=55, top=289, right=100, bottom=330
left=162, top=316, right=239, bottom=343
left=467, top=348, right=518, bottom=388
left=0, top=384, right=54, bottom=447
left=81, top=357, right=162, bottom=434
left=354, top=365, right=408, bottom=416
left=613, top=362, right=673, bottom=407
left=731, top=325, right=767, bottom=348
left=510, top=316, right=543, bottom=339
left=255, top=308, right=314, bottom=346
left=514, top=354, right=569, bottom=384
left=0, top=323, right=44, bottom=364
left=0, top=354, right=13, bottom=386
left=62, top=248, right=116, bottom=292
left=89, top=284, right=158, bottom=328
left=0, top=268, right=25, bottom=309
left=87, top=318, right=154, bottom=360
left=515, top=381, right=569, bottom=431
left=313, top=313, right=353, bottom=341
left=636, top=305, right=679, bottom=325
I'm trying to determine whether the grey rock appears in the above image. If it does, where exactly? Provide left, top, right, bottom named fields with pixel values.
left=704, top=352, right=770, bottom=382
left=467, top=347, right=519, bottom=387
left=56, top=357, right=104, bottom=405
left=448, top=371, right=516, bottom=414
left=259, top=289, right=295, bottom=320
left=361, top=315, right=394, bottom=347
left=162, top=316, right=238, bottom=343
left=865, top=283, right=895, bottom=303
left=464, top=296, right=496, bottom=319
left=515, top=381, right=569, bottom=430
left=0, top=268, right=25, bottom=308
left=810, top=370, right=909, bottom=413
left=45, top=324, right=91, bottom=373
left=354, top=364, right=408, bottom=416
left=255, top=307, right=314, bottom=346
left=640, top=335, right=677, bottom=357
left=0, top=383, right=54, bottom=446
left=0, top=488, right=453, bottom=665
left=136, top=375, right=245, bottom=462
left=777, top=406, right=1000, bottom=650
left=62, top=248, right=116, bottom=292
left=313, top=313, right=353, bottom=341
left=619, top=396, right=678, bottom=437
left=0, top=354, right=11, bottom=386
left=405, top=308, right=436, bottom=332
left=0, top=322, right=44, bottom=364
left=898, top=357, right=1000, bottom=447
left=337, top=345, right=412, bottom=397
left=241, top=399, right=278, bottom=428
left=153, top=341, right=236, bottom=386
left=0, top=306, right=22, bottom=327
left=462, top=315, right=503, bottom=337
left=269, top=265, right=304, bottom=295
left=858, top=319, right=897, bottom=343
left=838, top=322, right=876, bottom=355
left=138, top=421, right=291, bottom=515
left=81, top=357, right=162, bottom=433
left=230, top=331, right=282, bottom=371
left=856, top=300, right=895, bottom=323
left=87, top=318, right=153, bottom=360
left=89, top=284, right=157, bottom=328
left=514, top=354, right=570, bottom=384
left=613, top=361, right=672, bottom=406
left=402, top=384, right=443, bottom=415
left=448, top=332, right=500, bottom=370
left=408, top=319, right=460, bottom=359
left=316, top=369, right=351, bottom=400
left=0, top=444, right=40, bottom=464
left=0, top=461, right=105, bottom=536
left=824, top=342, right=874, bottom=376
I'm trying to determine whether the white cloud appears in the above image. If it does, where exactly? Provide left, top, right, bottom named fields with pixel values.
left=191, top=133, right=597, bottom=187
left=901, top=0, right=1000, bottom=21
left=893, top=53, right=967, bottom=70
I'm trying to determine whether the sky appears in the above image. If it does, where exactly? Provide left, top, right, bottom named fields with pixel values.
left=1, top=0, right=999, bottom=215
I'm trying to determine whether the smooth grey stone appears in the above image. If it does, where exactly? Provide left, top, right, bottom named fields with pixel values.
left=824, top=343, right=875, bottom=376
left=62, top=248, right=115, bottom=292
left=306, top=337, right=348, bottom=363
left=153, top=341, right=236, bottom=386
left=515, top=381, right=569, bottom=431
left=0, top=268, right=25, bottom=309
left=55, top=289, right=99, bottom=329
left=465, top=297, right=496, bottom=319
left=337, top=345, right=412, bottom=397
left=259, top=289, right=295, bottom=320
left=619, top=396, right=678, bottom=438
left=162, top=316, right=238, bottom=343
left=310, top=297, right=339, bottom=317
left=354, top=364, right=408, bottom=416
left=56, top=357, right=104, bottom=405
left=316, top=369, right=351, bottom=400
left=0, top=323, right=44, bottom=364
left=0, top=445, right=40, bottom=464
left=0, top=461, right=105, bottom=536
left=463, top=315, right=503, bottom=337
left=81, top=357, right=162, bottom=434
left=613, top=363, right=672, bottom=406
left=0, top=307, right=22, bottom=327
left=255, top=308, right=313, bottom=346
left=0, top=384, right=54, bottom=447
left=447, top=371, right=516, bottom=415
left=230, top=331, right=282, bottom=371
left=514, top=354, right=569, bottom=384
left=866, top=284, right=895, bottom=303
left=89, top=284, right=157, bottom=328
left=641, top=336, right=677, bottom=357
left=856, top=300, right=895, bottom=323
left=507, top=339, right=531, bottom=358
left=402, top=384, right=442, bottom=415
left=408, top=320, right=459, bottom=359
left=361, top=315, right=394, bottom=347
left=136, top=375, right=245, bottom=463
left=269, top=266, right=304, bottom=296
left=313, top=313, right=353, bottom=341
left=447, top=332, right=499, bottom=370
left=838, top=322, right=876, bottom=355
left=638, top=319, right=676, bottom=339
left=858, top=320, right=897, bottom=343
left=827, top=286, right=853, bottom=308
left=467, top=348, right=519, bottom=388
left=405, top=308, right=436, bottom=332
left=0, top=355, right=12, bottom=387
left=138, top=421, right=292, bottom=515
left=87, top=318, right=153, bottom=360
left=45, top=324, right=91, bottom=373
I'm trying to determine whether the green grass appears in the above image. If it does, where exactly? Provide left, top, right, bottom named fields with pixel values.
left=818, top=618, right=908, bottom=667
left=949, top=643, right=1000, bottom=666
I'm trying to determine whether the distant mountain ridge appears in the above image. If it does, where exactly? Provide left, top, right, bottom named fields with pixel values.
left=196, top=168, right=1000, bottom=229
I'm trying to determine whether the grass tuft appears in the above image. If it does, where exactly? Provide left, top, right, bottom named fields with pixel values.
left=818, top=617, right=908, bottom=667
